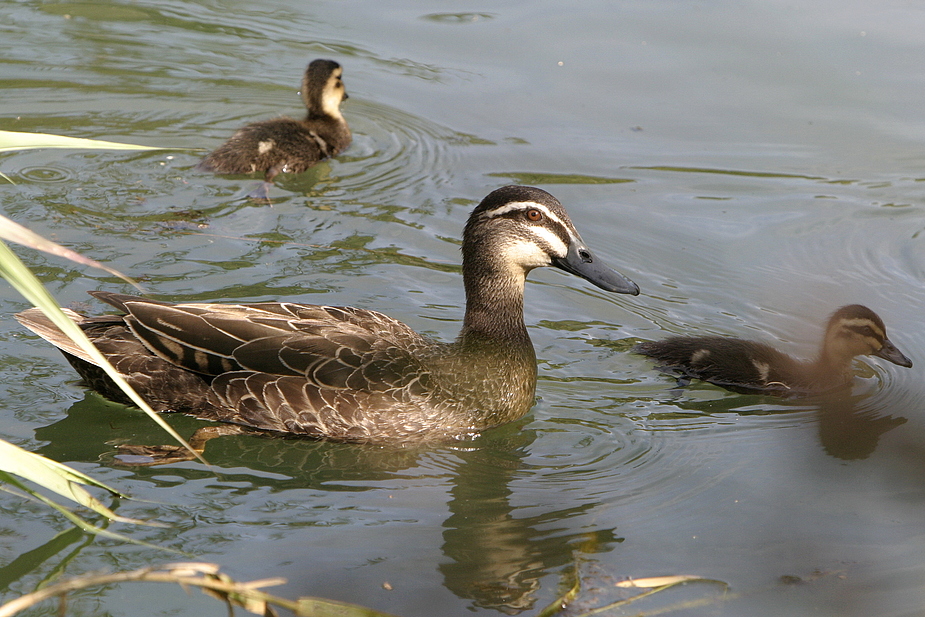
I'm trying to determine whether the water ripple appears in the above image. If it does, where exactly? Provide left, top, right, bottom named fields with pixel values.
left=17, top=165, right=73, bottom=183
left=522, top=389, right=734, bottom=515
left=333, top=99, right=464, bottom=201
left=192, top=98, right=471, bottom=216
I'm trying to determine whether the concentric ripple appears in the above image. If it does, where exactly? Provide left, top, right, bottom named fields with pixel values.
left=16, top=165, right=74, bottom=183
left=513, top=383, right=739, bottom=517
left=331, top=99, right=469, bottom=202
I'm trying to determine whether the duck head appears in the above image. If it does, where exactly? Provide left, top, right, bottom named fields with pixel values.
left=302, top=59, right=348, bottom=119
left=823, top=304, right=913, bottom=368
left=463, top=185, right=640, bottom=295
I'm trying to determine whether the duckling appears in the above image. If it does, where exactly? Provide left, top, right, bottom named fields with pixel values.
left=17, top=186, right=639, bottom=446
left=634, top=304, right=912, bottom=396
left=197, top=59, right=351, bottom=197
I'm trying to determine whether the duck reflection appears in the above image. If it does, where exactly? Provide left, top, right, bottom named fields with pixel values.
left=814, top=392, right=906, bottom=461
left=439, top=427, right=620, bottom=612
left=648, top=387, right=906, bottom=461
left=32, top=395, right=619, bottom=613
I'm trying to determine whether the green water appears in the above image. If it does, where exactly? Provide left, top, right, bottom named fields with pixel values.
left=2, top=1, right=925, bottom=615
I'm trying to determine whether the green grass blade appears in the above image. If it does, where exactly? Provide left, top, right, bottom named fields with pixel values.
left=0, top=440, right=125, bottom=507
left=0, top=240, right=205, bottom=464
left=0, top=472, right=179, bottom=553
left=0, top=443, right=163, bottom=527
left=0, top=214, right=142, bottom=290
left=0, top=130, right=167, bottom=152
left=293, top=597, right=403, bottom=617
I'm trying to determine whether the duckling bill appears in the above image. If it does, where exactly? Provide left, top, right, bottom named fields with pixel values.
left=635, top=304, right=912, bottom=396
left=197, top=59, right=351, bottom=197
left=17, top=186, right=638, bottom=447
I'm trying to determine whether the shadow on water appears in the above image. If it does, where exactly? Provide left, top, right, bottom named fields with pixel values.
left=31, top=395, right=619, bottom=613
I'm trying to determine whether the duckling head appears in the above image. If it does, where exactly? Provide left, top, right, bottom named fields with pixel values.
left=462, top=185, right=640, bottom=295
left=823, top=304, right=913, bottom=368
left=301, top=59, right=348, bottom=120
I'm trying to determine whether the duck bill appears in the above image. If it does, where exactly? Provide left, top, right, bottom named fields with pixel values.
left=875, top=338, right=913, bottom=368
left=553, top=241, right=640, bottom=295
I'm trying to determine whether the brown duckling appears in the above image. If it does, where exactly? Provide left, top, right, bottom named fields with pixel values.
left=198, top=58, right=351, bottom=197
left=16, top=186, right=639, bottom=448
left=635, top=304, right=912, bottom=396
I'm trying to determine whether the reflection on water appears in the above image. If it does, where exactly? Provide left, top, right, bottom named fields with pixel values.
left=24, top=380, right=910, bottom=613
left=0, top=527, right=88, bottom=594
left=32, top=399, right=620, bottom=612
left=200, top=99, right=473, bottom=208
left=636, top=371, right=909, bottom=462
left=440, top=435, right=620, bottom=612
left=815, top=393, right=907, bottom=461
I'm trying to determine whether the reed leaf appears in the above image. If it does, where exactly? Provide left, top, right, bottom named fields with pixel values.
left=0, top=440, right=127, bottom=508
left=0, top=238, right=203, bottom=463
left=0, top=130, right=164, bottom=152
left=0, top=562, right=400, bottom=617
left=0, top=214, right=141, bottom=289
left=0, top=470, right=173, bottom=553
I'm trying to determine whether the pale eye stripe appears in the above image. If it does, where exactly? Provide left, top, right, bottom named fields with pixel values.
left=481, top=201, right=569, bottom=230
left=504, top=239, right=550, bottom=263
left=841, top=317, right=884, bottom=338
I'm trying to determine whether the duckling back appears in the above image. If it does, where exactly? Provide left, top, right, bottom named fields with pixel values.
left=198, top=117, right=350, bottom=180
left=635, top=336, right=806, bottom=395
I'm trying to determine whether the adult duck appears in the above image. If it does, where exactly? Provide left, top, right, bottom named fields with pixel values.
left=18, top=186, right=639, bottom=444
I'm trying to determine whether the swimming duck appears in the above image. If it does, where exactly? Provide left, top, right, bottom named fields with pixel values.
left=197, top=59, right=351, bottom=196
left=17, top=186, right=639, bottom=445
left=634, top=304, right=912, bottom=396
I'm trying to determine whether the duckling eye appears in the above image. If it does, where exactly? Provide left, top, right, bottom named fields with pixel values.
left=525, top=208, right=543, bottom=222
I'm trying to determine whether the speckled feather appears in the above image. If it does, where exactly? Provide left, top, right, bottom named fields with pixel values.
left=20, top=294, right=512, bottom=442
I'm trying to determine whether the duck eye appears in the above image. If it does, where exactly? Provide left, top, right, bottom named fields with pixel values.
left=525, top=208, right=543, bottom=222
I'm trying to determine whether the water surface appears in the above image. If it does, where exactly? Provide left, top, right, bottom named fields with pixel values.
left=2, top=1, right=925, bottom=616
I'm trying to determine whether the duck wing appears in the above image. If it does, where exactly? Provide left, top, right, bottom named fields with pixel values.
left=18, top=294, right=450, bottom=441
left=91, top=293, right=437, bottom=390
left=94, top=293, right=452, bottom=439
